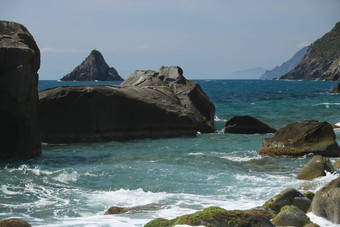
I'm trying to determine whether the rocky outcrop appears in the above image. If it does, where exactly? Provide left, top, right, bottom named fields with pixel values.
left=296, top=155, right=334, bottom=180
left=60, top=50, right=123, bottom=81
left=0, top=20, right=41, bottom=159
left=224, top=115, right=276, bottom=134
left=144, top=207, right=274, bottom=227
left=259, top=120, right=340, bottom=157
left=39, top=85, right=197, bottom=143
left=331, top=83, right=340, bottom=93
left=0, top=218, right=31, bottom=227
left=121, top=66, right=215, bottom=133
left=281, top=22, right=340, bottom=81
left=260, top=46, right=308, bottom=80
left=271, top=205, right=311, bottom=227
left=311, top=176, right=340, bottom=224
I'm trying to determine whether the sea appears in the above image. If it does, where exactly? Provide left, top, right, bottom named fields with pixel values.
left=1, top=79, right=340, bottom=227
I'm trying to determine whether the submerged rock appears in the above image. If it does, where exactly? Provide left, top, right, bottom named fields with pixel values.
left=144, top=206, right=274, bottom=227
left=296, top=155, right=334, bottom=180
left=311, top=176, right=340, bottom=224
left=0, top=20, right=41, bottom=159
left=60, top=49, right=123, bottom=81
left=259, top=120, right=340, bottom=157
left=224, top=115, right=276, bottom=134
left=0, top=218, right=31, bottom=227
left=121, top=66, right=215, bottom=133
left=271, top=205, right=311, bottom=226
left=104, top=203, right=160, bottom=215
left=39, top=85, right=196, bottom=143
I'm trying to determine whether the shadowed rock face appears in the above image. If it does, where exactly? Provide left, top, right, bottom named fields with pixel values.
left=39, top=85, right=197, bottom=143
left=331, top=83, right=340, bottom=93
left=224, top=115, right=276, bottom=134
left=296, top=155, right=334, bottom=180
left=0, top=20, right=41, bottom=159
left=259, top=120, right=340, bottom=157
left=121, top=66, right=215, bottom=133
left=60, top=50, right=123, bottom=81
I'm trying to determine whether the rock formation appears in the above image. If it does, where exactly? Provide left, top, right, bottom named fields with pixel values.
left=0, top=20, right=41, bottom=159
left=39, top=85, right=197, bottom=143
left=224, top=115, right=276, bottom=134
left=296, top=155, right=334, bottom=180
left=312, top=176, right=340, bottom=224
left=121, top=66, right=215, bottom=133
left=271, top=205, right=311, bottom=226
left=260, top=46, right=308, bottom=80
left=259, top=120, right=340, bottom=157
left=60, top=49, right=123, bottom=81
left=331, top=83, right=340, bottom=93
left=281, top=22, right=340, bottom=81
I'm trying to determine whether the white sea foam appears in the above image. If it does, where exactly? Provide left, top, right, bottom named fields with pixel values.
left=307, top=212, right=339, bottom=227
left=214, top=115, right=226, bottom=122
left=220, top=154, right=263, bottom=162
left=315, top=102, right=340, bottom=108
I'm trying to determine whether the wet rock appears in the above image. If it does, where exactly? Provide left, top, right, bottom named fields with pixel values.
left=235, top=214, right=274, bottom=227
left=0, top=20, right=41, bottom=159
left=271, top=205, right=311, bottom=227
left=104, top=203, right=160, bottom=215
left=223, top=115, right=276, bottom=134
left=296, top=155, right=335, bottom=180
left=121, top=66, right=215, bottom=133
left=259, top=120, right=340, bottom=157
left=311, top=176, right=340, bottom=224
left=39, top=85, right=196, bottom=143
left=0, top=218, right=31, bottom=227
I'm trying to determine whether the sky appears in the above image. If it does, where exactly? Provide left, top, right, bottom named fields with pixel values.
left=1, top=0, right=340, bottom=80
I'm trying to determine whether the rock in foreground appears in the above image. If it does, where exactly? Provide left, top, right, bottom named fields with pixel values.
left=39, top=85, right=196, bottom=143
left=0, top=20, right=41, bottom=159
left=60, top=49, right=123, bottom=81
left=224, top=115, right=276, bottom=134
left=0, top=218, right=31, bottom=227
left=121, top=66, right=215, bottom=133
left=259, top=120, right=340, bottom=157
left=312, top=176, right=340, bottom=224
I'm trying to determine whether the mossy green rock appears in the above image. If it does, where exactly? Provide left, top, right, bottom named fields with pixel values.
left=271, top=205, right=311, bottom=227
left=144, top=206, right=274, bottom=227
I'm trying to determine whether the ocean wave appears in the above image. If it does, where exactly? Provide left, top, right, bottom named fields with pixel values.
left=214, top=116, right=226, bottom=122
left=315, top=102, right=340, bottom=108
left=220, top=154, right=263, bottom=162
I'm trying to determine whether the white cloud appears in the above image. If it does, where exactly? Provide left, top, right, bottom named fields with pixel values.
left=296, top=41, right=310, bottom=48
left=40, top=47, right=81, bottom=53
left=137, top=44, right=149, bottom=50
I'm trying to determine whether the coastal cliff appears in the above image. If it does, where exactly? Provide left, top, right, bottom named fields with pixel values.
left=281, top=22, right=340, bottom=81
left=60, top=50, right=123, bottom=81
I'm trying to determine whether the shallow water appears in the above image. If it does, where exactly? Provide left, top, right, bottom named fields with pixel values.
left=1, top=80, right=340, bottom=226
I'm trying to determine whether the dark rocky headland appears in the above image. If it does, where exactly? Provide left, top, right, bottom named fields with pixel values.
left=0, top=20, right=41, bottom=159
left=60, top=49, right=123, bottom=81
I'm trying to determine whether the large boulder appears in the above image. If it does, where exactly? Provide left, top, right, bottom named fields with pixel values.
left=0, top=218, right=31, bottom=227
left=296, top=155, right=334, bottom=180
left=60, top=49, right=123, bottom=81
left=39, top=85, right=197, bottom=143
left=224, top=115, right=276, bottom=134
left=259, top=120, right=340, bottom=157
left=121, top=66, right=215, bottom=133
left=0, top=20, right=41, bottom=159
left=271, top=205, right=311, bottom=227
left=311, top=176, right=340, bottom=224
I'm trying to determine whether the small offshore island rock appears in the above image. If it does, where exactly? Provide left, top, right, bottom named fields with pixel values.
left=60, top=49, right=123, bottom=81
left=224, top=115, right=276, bottom=134
left=0, top=20, right=41, bottom=159
left=280, top=22, right=340, bottom=81
left=121, top=66, right=215, bottom=133
left=331, top=83, right=340, bottom=93
left=259, top=120, right=340, bottom=157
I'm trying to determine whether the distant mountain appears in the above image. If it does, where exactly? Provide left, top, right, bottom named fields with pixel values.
left=280, top=22, right=340, bottom=81
left=260, top=46, right=308, bottom=80
left=61, top=50, right=123, bottom=81
left=226, top=67, right=266, bottom=79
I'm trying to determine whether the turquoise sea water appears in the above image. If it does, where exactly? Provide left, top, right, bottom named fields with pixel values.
left=1, top=80, right=340, bottom=226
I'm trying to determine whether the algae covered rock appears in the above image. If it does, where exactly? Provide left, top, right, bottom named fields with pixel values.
left=224, top=115, right=276, bottom=134
left=296, top=155, right=334, bottom=180
left=271, top=205, right=311, bottom=227
left=0, top=218, right=31, bottom=227
left=144, top=206, right=274, bottom=227
left=311, top=176, right=340, bottom=224
left=259, top=120, right=340, bottom=157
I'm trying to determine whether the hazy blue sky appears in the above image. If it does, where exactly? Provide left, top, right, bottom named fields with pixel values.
left=1, top=0, right=340, bottom=79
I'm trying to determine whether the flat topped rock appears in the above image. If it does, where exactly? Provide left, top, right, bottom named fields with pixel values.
left=259, top=120, right=340, bottom=157
left=224, top=115, right=276, bottom=134
left=121, top=66, right=215, bottom=133
left=60, top=49, right=123, bottom=81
